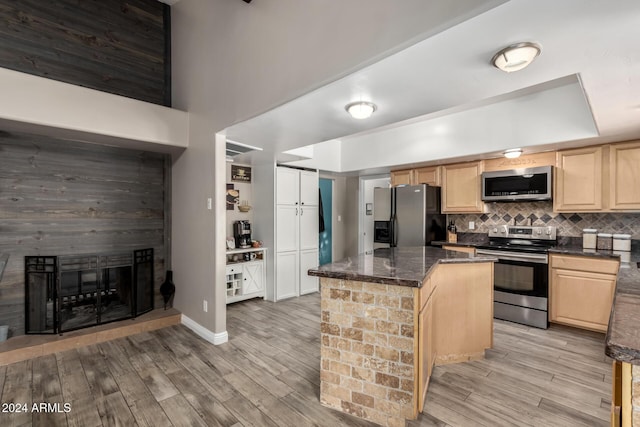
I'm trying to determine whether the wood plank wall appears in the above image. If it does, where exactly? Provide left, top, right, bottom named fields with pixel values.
left=0, top=0, right=170, bottom=106
left=0, top=131, right=168, bottom=337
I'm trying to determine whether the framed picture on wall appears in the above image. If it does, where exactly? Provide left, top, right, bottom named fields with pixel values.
left=231, top=165, right=251, bottom=183
left=226, top=184, right=239, bottom=210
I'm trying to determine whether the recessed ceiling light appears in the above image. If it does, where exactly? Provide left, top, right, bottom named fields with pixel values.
left=504, top=148, right=523, bottom=158
left=492, top=42, right=541, bottom=73
left=345, top=101, right=377, bottom=119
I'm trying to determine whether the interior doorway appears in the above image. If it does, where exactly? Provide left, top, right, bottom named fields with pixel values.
left=359, top=175, right=390, bottom=254
left=319, top=178, right=333, bottom=265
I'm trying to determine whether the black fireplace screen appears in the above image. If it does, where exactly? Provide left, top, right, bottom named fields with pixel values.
left=25, top=249, right=154, bottom=334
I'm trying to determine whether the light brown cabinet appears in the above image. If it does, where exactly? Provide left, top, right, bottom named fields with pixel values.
left=441, top=161, right=484, bottom=213
left=390, top=169, right=413, bottom=186
left=554, top=146, right=604, bottom=212
left=417, top=288, right=435, bottom=412
left=549, top=254, right=619, bottom=332
left=391, top=166, right=441, bottom=187
left=442, top=245, right=475, bottom=254
left=610, top=141, right=640, bottom=210
left=414, top=166, right=441, bottom=186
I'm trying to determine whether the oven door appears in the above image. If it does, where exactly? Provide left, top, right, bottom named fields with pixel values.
left=476, top=249, right=548, bottom=297
left=493, top=258, right=548, bottom=298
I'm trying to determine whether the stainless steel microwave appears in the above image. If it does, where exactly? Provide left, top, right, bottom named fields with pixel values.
left=481, top=166, right=552, bottom=202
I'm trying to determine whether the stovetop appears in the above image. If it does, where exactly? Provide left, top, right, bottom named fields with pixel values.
left=479, top=225, right=558, bottom=254
left=476, top=239, right=557, bottom=254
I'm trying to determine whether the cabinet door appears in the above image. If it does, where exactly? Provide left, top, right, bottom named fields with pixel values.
left=276, top=205, right=299, bottom=252
left=610, top=141, right=640, bottom=210
left=276, top=167, right=300, bottom=205
left=442, top=162, right=484, bottom=213
left=299, top=249, right=319, bottom=295
left=276, top=252, right=298, bottom=300
left=414, top=166, right=441, bottom=186
left=550, top=268, right=616, bottom=332
left=554, top=146, right=603, bottom=211
left=391, top=169, right=413, bottom=187
left=242, top=261, right=264, bottom=295
left=299, top=205, right=319, bottom=251
left=417, top=295, right=434, bottom=413
left=299, top=170, right=319, bottom=206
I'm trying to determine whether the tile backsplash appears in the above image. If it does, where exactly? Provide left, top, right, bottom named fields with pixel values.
left=450, top=201, right=640, bottom=238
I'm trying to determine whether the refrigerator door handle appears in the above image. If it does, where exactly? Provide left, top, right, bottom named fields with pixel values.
left=392, top=215, right=398, bottom=247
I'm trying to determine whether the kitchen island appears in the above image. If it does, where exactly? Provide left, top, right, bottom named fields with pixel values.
left=308, top=247, right=495, bottom=427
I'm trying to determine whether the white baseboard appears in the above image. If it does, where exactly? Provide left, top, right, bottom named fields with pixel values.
left=181, top=314, right=228, bottom=345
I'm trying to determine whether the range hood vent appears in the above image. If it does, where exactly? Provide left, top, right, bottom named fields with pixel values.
left=226, top=139, right=262, bottom=158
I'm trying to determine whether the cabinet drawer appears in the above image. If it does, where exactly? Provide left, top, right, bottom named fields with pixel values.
left=226, top=265, right=240, bottom=275
left=550, top=254, right=619, bottom=275
left=442, top=245, right=475, bottom=254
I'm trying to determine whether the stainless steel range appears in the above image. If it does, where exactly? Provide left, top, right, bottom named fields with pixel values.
left=476, top=225, right=557, bottom=329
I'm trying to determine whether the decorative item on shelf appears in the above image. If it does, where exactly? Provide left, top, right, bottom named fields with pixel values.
left=447, top=221, right=457, bottom=243
left=596, top=233, right=613, bottom=251
left=238, top=200, right=252, bottom=212
left=226, top=238, right=235, bottom=250
left=252, top=240, right=262, bottom=248
left=160, top=270, right=176, bottom=310
left=582, top=229, right=597, bottom=250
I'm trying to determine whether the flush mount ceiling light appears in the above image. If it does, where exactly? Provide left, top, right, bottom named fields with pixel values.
left=345, top=101, right=377, bottom=119
left=504, top=148, right=523, bottom=159
left=491, top=42, right=541, bottom=73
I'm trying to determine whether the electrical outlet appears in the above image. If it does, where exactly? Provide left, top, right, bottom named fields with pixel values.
left=207, top=198, right=212, bottom=210
left=469, top=221, right=475, bottom=230
left=203, top=300, right=208, bottom=312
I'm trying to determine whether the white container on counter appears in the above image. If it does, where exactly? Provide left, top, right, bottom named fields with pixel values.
left=613, top=234, right=631, bottom=251
left=596, top=233, right=613, bottom=251
left=582, top=229, right=597, bottom=249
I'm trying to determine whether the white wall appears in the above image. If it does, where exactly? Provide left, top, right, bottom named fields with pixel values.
left=170, top=0, right=501, bottom=340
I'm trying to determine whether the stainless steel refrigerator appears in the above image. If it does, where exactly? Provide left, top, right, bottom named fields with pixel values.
left=373, top=184, right=446, bottom=248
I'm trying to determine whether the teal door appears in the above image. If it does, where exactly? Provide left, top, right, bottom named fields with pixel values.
left=319, top=179, right=332, bottom=265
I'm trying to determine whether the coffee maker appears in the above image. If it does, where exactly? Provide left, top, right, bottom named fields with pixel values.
left=233, top=220, right=252, bottom=248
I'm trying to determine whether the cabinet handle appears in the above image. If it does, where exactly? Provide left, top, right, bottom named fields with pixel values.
left=301, top=208, right=304, bottom=215
left=301, top=202, right=305, bottom=205
left=295, top=202, right=298, bottom=205
left=295, top=208, right=298, bottom=216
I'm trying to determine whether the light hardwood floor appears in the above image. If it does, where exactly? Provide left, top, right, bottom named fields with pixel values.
left=0, top=293, right=610, bottom=426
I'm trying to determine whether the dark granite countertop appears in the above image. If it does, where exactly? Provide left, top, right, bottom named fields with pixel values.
left=308, top=246, right=496, bottom=288
left=0, top=253, right=8, bottom=282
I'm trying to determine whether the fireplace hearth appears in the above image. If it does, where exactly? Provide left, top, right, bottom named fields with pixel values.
left=25, top=249, right=154, bottom=334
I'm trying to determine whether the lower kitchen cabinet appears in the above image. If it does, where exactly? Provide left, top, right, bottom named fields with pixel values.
left=549, top=254, right=619, bottom=332
left=276, top=251, right=299, bottom=300
left=418, top=286, right=436, bottom=412
left=611, top=360, right=633, bottom=427
left=299, top=249, right=319, bottom=295
left=225, top=249, right=267, bottom=304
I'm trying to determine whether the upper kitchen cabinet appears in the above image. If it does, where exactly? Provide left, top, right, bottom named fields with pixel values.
left=391, top=166, right=441, bottom=187
left=414, top=166, right=442, bottom=186
left=441, top=162, right=484, bottom=213
left=554, top=146, right=603, bottom=212
left=610, top=141, right=640, bottom=210
left=391, top=169, right=413, bottom=186
left=276, top=167, right=300, bottom=205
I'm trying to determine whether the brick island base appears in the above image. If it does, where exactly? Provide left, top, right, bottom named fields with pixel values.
left=319, top=262, right=493, bottom=427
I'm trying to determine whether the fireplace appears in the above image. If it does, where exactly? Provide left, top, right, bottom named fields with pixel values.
left=25, top=249, right=154, bottom=334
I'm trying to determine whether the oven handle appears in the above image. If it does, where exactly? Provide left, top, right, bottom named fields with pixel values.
left=476, top=249, right=548, bottom=264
